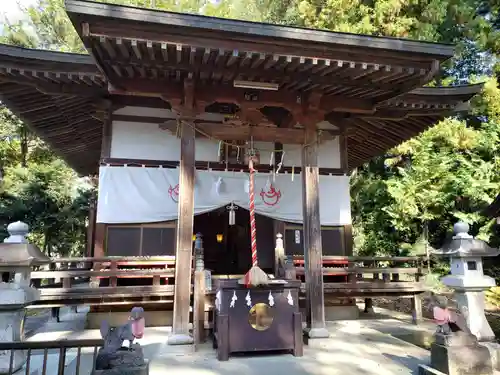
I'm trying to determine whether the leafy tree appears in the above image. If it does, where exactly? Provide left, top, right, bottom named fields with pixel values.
left=0, top=0, right=94, bottom=254
left=352, top=77, right=500, bottom=256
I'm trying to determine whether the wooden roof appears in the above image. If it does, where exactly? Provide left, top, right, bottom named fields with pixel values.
left=0, top=0, right=483, bottom=175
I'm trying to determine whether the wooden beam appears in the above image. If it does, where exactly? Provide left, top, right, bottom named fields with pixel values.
left=301, top=120, right=328, bottom=338
left=100, top=157, right=346, bottom=175
left=108, top=78, right=375, bottom=114
left=197, top=124, right=308, bottom=144
left=170, top=79, right=196, bottom=345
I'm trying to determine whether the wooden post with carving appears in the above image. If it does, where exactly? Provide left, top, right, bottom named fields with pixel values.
left=193, top=233, right=206, bottom=347
left=301, top=119, right=328, bottom=338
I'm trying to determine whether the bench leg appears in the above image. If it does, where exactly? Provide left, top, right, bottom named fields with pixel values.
left=293, top=312, right=303, bottom=357
left=216, top=315, right=229, bottom=361
left=51, top=307, right=60, bottom=322
left=363, top=298, right=374, bottom=313
left=411, top=295, right=422, bottom=325
left=51, top=307, right=56, bottom=319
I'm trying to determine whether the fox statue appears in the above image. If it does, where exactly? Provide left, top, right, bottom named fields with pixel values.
left=94, top=307, right=147, bottom=375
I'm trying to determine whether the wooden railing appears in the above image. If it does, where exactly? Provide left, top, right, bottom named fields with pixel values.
left=0, top=339, right=103, bottom=375
left=32, top=256, right=176, bottom=287
left=29, top=255, right=426, bottom=305
left=291, top=255, right=426, bottom=297
left=29, top=256, right=177, bottom=308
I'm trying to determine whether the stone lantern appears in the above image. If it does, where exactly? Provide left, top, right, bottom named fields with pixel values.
left=433, top=221, right=499, bottom=342
left=0, top=221, right=51, bottom=374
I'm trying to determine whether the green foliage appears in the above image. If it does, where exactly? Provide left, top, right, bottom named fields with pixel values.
left=0, top=162, right=92, bottom=256
left=0, top=0, right=95, bottom=256
left=0, top=104, right=94, bottom=256
left=352, top=78, right=500, bottom=256
left=1, top=0, right=84, bottom=52
left=422, top=272, right=450, bottom=293
left=486, top=286, right=500, bottom=308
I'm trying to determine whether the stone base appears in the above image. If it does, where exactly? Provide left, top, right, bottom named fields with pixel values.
left=0, top=350, right=26, bottom=375
left=431, top=340, right=492, bottom=375
left=86, top=311, right=173, bottom=329
left=92, top=360, right=149, bottom=375
left=303, top=327, right=330, bottom=339
left=167, top=334, right=194, bottom=345
left=480, top=342, right=500, bottom=371
left=325, top=305, right=360, bottom=321
left=418, top=364, right=446, bottom=375
left=0, top=308, right=26, bottom=375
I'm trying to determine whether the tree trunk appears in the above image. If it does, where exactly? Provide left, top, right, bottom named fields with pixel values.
left=20, top=126, right=28, bottom=168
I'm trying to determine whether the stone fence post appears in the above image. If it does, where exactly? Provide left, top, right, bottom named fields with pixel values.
left=0, top=221, right=50, bottom=374
left=193, top=233, right=206, bottom=346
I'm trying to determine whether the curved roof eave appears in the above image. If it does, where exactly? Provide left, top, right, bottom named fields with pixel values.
left=410, top=83, right=484, bottom=97
left=64, top=0, right=455, bottom=59
left=0, top=43, right=96, bottom=68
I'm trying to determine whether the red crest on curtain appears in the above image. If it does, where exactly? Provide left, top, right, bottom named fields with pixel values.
left=260, top=185, right=282, bottom=206
left=168, top=184, right=179, bottom=203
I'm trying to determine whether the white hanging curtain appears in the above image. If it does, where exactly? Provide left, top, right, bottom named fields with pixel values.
left=96, top=166, right=351, bottom=225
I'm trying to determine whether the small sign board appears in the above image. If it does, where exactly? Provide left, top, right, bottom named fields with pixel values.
left=295, top=230, right=301, bottom=244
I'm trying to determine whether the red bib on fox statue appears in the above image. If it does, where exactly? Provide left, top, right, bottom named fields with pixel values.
left=129, top=306, right=145, bottom=339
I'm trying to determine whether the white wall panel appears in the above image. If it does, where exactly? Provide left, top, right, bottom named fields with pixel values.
left=110, top=106, right=340, bottom=166
left=110, top=121, right=220, bottom=161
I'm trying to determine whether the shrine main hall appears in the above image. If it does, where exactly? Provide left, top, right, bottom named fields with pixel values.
left=0, top=0, right=482, bottom=338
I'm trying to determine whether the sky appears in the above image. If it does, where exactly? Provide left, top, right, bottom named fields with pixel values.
left=1, top=0, right=37, bottom=33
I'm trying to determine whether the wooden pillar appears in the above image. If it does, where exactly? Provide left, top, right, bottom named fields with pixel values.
left=86, top=194, right=97, bottom=257
left=93, top=105, right=110, bottom=261
left=94, top=224, right=106, bottom=258
left=170, top=79, right=196, bottom=345
left=343, top=224, right=353, bottom=256
left=301, top=121, right=328, bottom=338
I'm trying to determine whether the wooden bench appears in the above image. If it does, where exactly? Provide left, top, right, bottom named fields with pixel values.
left=291, top=255, right=426, bottom=323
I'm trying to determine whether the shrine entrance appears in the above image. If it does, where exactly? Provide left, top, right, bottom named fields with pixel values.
left=194, top=208, right=275, bottom=275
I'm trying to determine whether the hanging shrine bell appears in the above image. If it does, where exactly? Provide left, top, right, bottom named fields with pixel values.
left=244, top=147, right=260, bottom=166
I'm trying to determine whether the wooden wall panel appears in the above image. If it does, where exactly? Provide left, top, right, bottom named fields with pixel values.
left=284, top=224, right=347, bottom=256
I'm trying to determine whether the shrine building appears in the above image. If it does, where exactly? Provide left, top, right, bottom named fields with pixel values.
left=0, top=0, right=482, bottom=334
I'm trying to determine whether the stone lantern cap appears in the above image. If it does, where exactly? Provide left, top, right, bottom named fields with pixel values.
left=0, top=221, right=51, bottom=267
left=433, top=221, right=500, bottom=258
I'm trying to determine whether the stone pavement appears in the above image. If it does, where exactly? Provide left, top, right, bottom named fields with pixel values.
left=24, top=306, right=82, bottom=338
left=147, top=320, right=430, bottom=375
left=26, top=306, right=431, bottom=375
